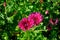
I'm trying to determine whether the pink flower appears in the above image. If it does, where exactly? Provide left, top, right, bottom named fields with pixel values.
left=28, top=12, right=43, bottom=25
left=55, top=18, right=59, bottom=25
left=3, top=2, right=6, bottom=7
left=45, top=10, right=49, bottom=14
left=18, top=18, right=34, bottom=31
left=49, top=18, right=58, bottom=25
left=46, top=24, right=52, bottom=31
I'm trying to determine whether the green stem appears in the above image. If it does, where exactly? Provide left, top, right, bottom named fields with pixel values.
left=24, top=30, right=30, bottom=40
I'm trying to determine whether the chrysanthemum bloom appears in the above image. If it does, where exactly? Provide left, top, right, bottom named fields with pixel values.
left=49, top=18, right=58, bottom=25
left=18, top=18, right=34, bottom=31
left=45, top=10, right=49, bottom=14
left=28, top=12, right=43, bottom=25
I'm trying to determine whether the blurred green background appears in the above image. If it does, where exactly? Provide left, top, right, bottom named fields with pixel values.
left=0, top=0, right=60, bottom=40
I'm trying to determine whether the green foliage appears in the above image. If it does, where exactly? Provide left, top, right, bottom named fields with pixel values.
left=0, top=0, right=60, bottom=40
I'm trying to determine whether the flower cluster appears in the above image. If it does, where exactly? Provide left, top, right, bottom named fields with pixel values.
left=18, top=12, right=43, bottom=31
left=46, top=18, right=59, bottom=31
left=18, top=11, right=59, bottom=31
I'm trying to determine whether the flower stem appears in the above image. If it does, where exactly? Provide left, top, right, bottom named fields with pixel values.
left=34, top=30, right=47, bottom=33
